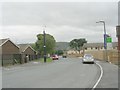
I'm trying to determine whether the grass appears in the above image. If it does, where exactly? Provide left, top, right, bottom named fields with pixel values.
left=34, top=58, right=53, bottom=63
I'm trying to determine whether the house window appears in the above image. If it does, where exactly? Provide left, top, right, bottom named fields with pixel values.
left=95, top=47, right=97, bottom=49
left=91, top=47, right=93, bottom=49
left=85, top=48, right=87, bottom=50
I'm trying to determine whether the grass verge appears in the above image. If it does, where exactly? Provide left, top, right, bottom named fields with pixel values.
left=34, top=58, right=53, bottom=63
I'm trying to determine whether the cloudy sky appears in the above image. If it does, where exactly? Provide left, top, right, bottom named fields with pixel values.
left=0, top=1, right=118, bottom=44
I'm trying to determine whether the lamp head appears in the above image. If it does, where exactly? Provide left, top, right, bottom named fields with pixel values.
left=99, top=20, right=104, bottom=22
left=96, top=20, right=105, bottom=23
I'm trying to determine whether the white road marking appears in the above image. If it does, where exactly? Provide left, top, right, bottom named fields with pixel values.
left=92, top=62, right=103, bottom=90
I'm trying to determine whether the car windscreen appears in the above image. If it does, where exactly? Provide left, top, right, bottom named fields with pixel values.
left=85, top=55, right=92, bottom=57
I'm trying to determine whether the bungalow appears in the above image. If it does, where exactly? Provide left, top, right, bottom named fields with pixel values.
left=18, top=44, right=36, bottom=63
left=83, top=42, right=118, bottom=51
left=0, top=38, right=20, bottom=66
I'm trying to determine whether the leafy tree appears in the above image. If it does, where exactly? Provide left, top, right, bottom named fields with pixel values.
left=69, top=38, right=87, bottom=53
left=31, top=43, right=37, bottom=51
left=35, top=34, right=56, bottom=56
left=55, top=50, right=64, bottom=55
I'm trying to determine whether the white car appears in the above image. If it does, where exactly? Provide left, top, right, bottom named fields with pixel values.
left=82, top=54, right=94, bottom=64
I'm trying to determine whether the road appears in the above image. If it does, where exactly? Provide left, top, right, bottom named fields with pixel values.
left=2, top=57, right=119, bottom=89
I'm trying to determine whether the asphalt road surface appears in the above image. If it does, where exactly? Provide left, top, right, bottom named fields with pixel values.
left=2, top=57, right=118, bottom=88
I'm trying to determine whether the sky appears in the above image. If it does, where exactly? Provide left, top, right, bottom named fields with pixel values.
left=0, top=1, right=119, bottom=44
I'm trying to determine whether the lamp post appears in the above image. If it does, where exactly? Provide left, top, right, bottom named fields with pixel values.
left=43, top=26, right=46, bottom=63
left=96, top=20, right=107, bottom=61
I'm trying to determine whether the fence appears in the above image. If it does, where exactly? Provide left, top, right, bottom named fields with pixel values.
left=0, top=53, right=41, bottom=66
left=1, top=54, right=21, bottom=66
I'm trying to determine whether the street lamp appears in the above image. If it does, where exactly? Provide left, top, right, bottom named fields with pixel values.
left=96, top=20, right=107, bottom=49
left=96, top=20, right=107, bottom=61
left=43, top=26, right=46, bottom=63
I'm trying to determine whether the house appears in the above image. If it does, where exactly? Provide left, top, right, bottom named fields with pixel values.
left=83, top=42, right=118, bottom=51
left=0, top=38, right=20, bottom=66
left=116, top=25, right=120, bottom=51
left=18, top=44, right=36, bottom=63
left=116, top=25, right=120, bottom=65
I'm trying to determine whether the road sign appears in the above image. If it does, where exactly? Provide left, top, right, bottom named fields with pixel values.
left=106, top=37, right=112, bottom=43
left=106, top=36, right=112, bottom=50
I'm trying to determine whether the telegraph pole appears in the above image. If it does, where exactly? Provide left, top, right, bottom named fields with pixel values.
left=43, top=27, right=46, bottom=63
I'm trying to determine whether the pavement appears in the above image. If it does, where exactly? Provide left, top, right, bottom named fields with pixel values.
left=95, top=61, right=119, bottom=88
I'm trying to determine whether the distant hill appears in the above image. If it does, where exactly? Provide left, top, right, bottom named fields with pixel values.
left=27, top=42, right=71, bottom=51
left=55, top=42, right=71, bottom=50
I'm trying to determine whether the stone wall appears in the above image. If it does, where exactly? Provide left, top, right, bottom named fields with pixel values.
left=84, top=50, right=119, bottom=65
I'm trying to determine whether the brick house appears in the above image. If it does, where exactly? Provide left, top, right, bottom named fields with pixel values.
left=116, top=25, right=120, bottom=65
left=116, top=26, right=120, bottom=51
left=0, top=38, right=20, bottom=66
left=18, top=44, right=36, bottom=63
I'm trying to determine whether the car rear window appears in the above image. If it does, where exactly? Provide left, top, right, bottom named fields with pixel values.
left=52, top=55, right=57, bottom=57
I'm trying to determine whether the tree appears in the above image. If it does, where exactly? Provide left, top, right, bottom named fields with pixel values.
left=31, top=43, right=37, bottom=51
left=69, top=38, right=87, bottom=53
left=55, top=50, right=64, bottom=55
left=35, top=34, right=56, bottom=56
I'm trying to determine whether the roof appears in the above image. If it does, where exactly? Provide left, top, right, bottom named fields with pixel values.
left=0, top=38, right=10, bottom=46
left=83, top=43, right=104, bottom=48
left=0, top=38, right=19, bottom=48
left=83, top=42, right=118, bottom=48
left=18, top=44, right=36, bottom=53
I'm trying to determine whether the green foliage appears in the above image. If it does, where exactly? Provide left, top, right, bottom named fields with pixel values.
left=35, top=34, right=56, bottom=55
left=40, top=58, right=53, bottom=63
left=69, top=38, right=87, bottom=52
left=31, top=43, right=37, bottom=51
left=55, top=50, right=64, bottom=55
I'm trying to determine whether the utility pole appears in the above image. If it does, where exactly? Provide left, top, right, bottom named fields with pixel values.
left=43, top=27, right=46, bottom=63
